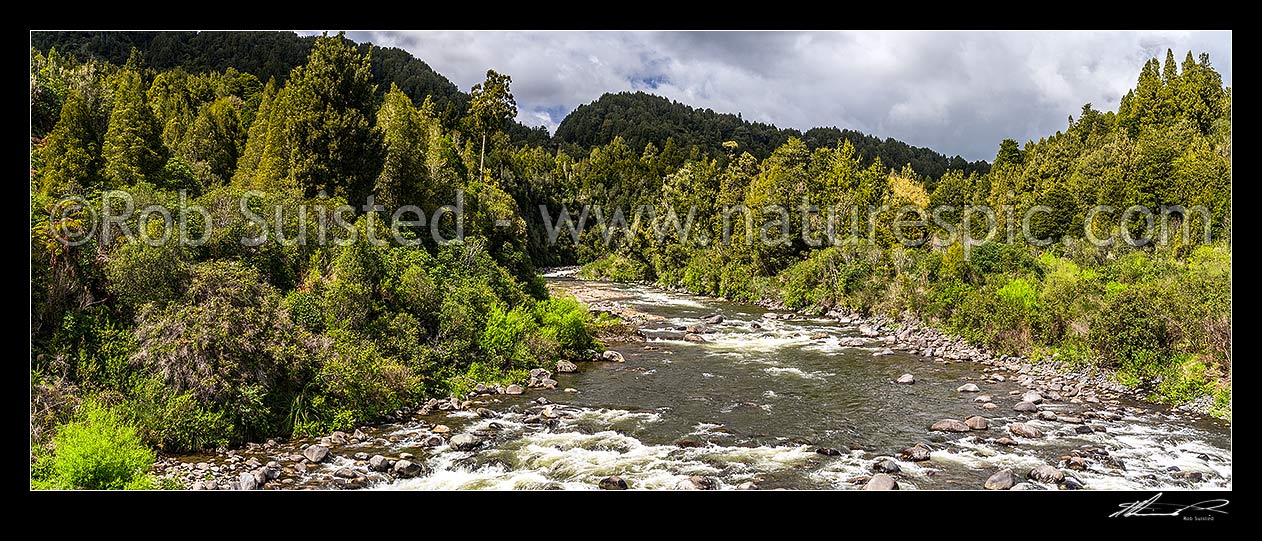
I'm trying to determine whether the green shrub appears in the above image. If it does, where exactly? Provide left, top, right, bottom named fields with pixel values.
left=1152, top=355, right=1213, bottom=405
left=41, top=401, right=156, bottom=490
left=1088, top=284, right=1174, bottom=374
left=579, top=254, right=649, bottom=282
left=536, top=297, right=595, bottom=355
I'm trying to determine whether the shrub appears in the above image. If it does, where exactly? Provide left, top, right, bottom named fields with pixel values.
left=535, top=297, right=595, bottom=355
left=42, top=401, right=155, bottom=490
left=579, top=254, right=649, bottom=282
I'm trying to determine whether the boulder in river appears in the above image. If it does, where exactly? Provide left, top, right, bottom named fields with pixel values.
left=863, top=473, right=899, bottom=490
left=556, top=360, right=578, bottom=373
left=302, top=444, right=330, bottom=463
left=930, top=419, right=971, bottom=433
left=368, top=455, right=392, bottom=472
left=995, top=437, right=1019, bottom=447
left=815, top=447, right=843, bottom=456
left=1008, top=423, right=1044, bottom=439
left=702, top=314, right=725, bottom=325
left=676, top=475, right=718, bottom=490
left=599, top=475, right=629, bottom=490
left=965, top=415, right=989, bottom=430
left=984, top=469, right=1016, bottom=490
left=957, top=383, right=981, bottom=393
left=685, top=324, right=711, bottom=334
left=872, top=459, right=901, bottom=474
left=449, top=433, right=482, bottom=452
left=980, top=403, right=998, bottom=410
left=973, top=394, right=992, bottom=403
left=601, top=350, right=626, bottom=362
left=1022, top=390, right=1044, bottom=404
left=682, top=333, right=707, bottom=343
left=1012, top=401, right=1039, bottom=412
left=391, top=459, right=425, bottom=479
left=505, top=384, right=525, bottom=395
left=1039, top=410, right=1058, bottom=421
left=237, top=471, right=258, bottom=490
left=900, top=444, right=932, bottom=462
left=895, top=373, right=916, bottom=385
left=1058, top=416, right=1084, bottom=424
left=810, top=331, right=829, bottom=340
left=1028, top=465, right=1065, bottom=484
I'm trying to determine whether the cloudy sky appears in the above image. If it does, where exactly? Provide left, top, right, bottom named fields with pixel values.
left=335, top=31, right=1231, bottom=162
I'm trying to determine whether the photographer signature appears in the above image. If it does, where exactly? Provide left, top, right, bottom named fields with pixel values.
left=1110, top=493, right=1229, bottom=518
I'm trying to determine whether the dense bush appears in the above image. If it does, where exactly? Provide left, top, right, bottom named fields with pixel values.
left=34, top=401, right=156, bottom=490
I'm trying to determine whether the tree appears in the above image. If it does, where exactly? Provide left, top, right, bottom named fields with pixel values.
left=38, top=86, right=107, bottom=194
left=374, top=84, right=429, bottom=211
left=468, top=69, right=517, bottom=181
left=253, top=33, right=381, bottom=203
left=102, top=69, right=166, bottom=188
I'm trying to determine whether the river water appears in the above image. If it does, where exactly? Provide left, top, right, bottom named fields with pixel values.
left=355, top=275, right=1231, bottom=490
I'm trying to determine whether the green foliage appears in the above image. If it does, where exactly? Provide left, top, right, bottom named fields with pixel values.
left=579, top=254, right=650, bottom=282
left=38, top=401, right=156, bottom=490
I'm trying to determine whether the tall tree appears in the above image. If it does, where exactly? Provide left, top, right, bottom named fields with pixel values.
left=468, top=69, right=517, bottom=181
left=102, top=69, right=166, bottom=188
left=374, top=84, right=430, bottom=210
left=253, top=33, right=381, bottom=203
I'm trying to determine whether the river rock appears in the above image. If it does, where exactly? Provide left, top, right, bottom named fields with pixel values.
left=505, top=384, right=525, bottom=395
left=900, top=444, right=932, bottom=462
left=1058, top=416, right=1084, bottom=424
left=984, top=469, right=1016, bottom=490
left=391, top=459, right=425, bottom=478
left=237, top=471, right=258, bottom=490
left=859, top=325, right=880, bottom=337
left=974, top=394, right=993, bottom=403
left=895, top=373, right=916, bottom=385
left=421, top=434, right=445, bottom=447
left=556, top=360, right=578, bottom=373
left=601, top=350, right=625, bottom=362
left=1013, top=401, right=1039, bottom=412
left=353, top=429, right=368, bottom=441
left=863, top=473, right=899, bottom=490
left=1065, top=457, right=1089, bottom=471
left=1009, top=423, right=1043, bottom=439
left=673, top=436, right=705, bottom=448
left=368, top=455, right=392, bottom=472
left=965, top=415, right=989, bottom=430
left=810, top=331, right=829, bottom=340
left=995, top=437, right=1019, bottom=447
left=1022, top=391, right=1044, bottom=404
left=957, top=383, right=981, bottom=393
left=432, top=424, right=451, bottom=434
left=676, top=475, right=717, bottom=490
left=450, top=433, right=482, bottom=452
left=930, top=419, right=971, bottom=433
left=599, top=475, right=629, bottom=490
left=1061, top=476, right=1085, bottom=490
left=736, top=482, right=758, bottom=490
left=980, top=402, right=998, bottom=410
left=1028, top=465, right=1065, bottom=484
left=539, top=378, right=558, bottom=389
left=682, top=333, right=707, bottom=343
left=874, top=348, right=895, bottom=356
left=702, top=314, right=725, bottom=325
left=815, top=447, right=844, bottom=456
left=333, top=467, right=356, bottom=479
left=302, top=444, right=330, bottom=463
left=1039, top=410, right=1058, bottom=421
left=872, top=459, right=901, bottom=473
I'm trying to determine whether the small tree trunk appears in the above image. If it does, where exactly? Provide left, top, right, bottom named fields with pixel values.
left=480, top=132, right=487, bottom=180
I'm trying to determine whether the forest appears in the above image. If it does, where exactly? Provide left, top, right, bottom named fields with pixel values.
left=30, top=31, right=1230, bottom=490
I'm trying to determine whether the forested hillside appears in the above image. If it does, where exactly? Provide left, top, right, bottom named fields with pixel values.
left=555, top=91, right=991, bottom=183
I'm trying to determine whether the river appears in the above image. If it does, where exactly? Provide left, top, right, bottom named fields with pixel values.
left=368, top=274, right=1231, bottom=490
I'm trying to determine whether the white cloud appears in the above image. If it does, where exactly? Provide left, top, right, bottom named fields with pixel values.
left=334, top=30, right=1230, bottom=161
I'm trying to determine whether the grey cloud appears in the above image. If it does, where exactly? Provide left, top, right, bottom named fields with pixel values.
left=333, top=30, right=1230, bottom=161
